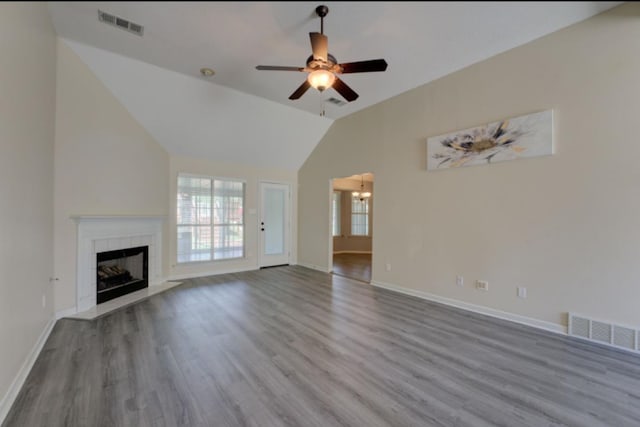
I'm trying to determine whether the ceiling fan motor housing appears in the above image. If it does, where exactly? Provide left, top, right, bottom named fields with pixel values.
left=306, top=54, right=338, bottom=71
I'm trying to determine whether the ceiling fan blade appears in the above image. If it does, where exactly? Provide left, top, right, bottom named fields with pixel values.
left=289, top=80, right=311, bottom=100
left=256, top=65, right=304, bottom=71
left=338, top=59, right=388, bottom=74
left=332, top=77, right=359, bottom=102
left=309, top=32, right=328, bottom=61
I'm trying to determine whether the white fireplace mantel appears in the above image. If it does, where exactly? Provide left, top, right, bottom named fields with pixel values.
left=72, top=215, right=164, bottom=313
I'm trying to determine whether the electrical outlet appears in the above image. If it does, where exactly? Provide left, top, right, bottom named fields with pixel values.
left=517, top=287, right=527, bottom=298
left=385, top=263, right=392, bottom=272
left=476, top=280, right=489, bottom=291
left=456, top=275, right=464, bottom=286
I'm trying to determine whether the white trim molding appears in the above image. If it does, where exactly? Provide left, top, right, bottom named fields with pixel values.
left=371, top=280, right=567, bottom=335
left=296, top=262, right=330, bottom=273
left=169, top=266, right=258, bottom=282
left=0, top=317, right=56, bottom=425
left=72, top=215, right=164, bottom=313
left=55, top=306, right=78, bottom=320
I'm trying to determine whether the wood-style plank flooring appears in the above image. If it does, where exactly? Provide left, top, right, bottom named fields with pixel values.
left=4, top=266, right=640, bottom=427
left=332, top=253, right=371, bottom=283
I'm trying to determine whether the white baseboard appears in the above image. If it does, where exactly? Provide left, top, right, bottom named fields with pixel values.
left=55, top=306, right=77, bottom=319
left=371, top=280, right=567, bottom=335
left=333, top=251, right=372, bottom=255
left=0, top=316, right=56, bottom=425
left=169, top=266, right=258, bottom=281
left=296, top=262, right=329, bottom=273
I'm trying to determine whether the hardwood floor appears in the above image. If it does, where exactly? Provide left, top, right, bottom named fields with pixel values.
left=4, top=266, right=640, bottom=427
left=332, top=252, right=371, bottom=282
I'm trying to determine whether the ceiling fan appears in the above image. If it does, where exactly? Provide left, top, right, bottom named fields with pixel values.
left=255, top=5, right=388, bottom=102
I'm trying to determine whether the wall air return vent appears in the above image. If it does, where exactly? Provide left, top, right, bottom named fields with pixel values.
left=568, top=313, right=639, bottom=353
left=613, top=325, right=636, bottom=350
left=98, top=10, right=144, bottom=36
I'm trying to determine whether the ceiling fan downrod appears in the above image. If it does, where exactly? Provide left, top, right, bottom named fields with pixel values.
left=316, top=5, right=328, bottom=34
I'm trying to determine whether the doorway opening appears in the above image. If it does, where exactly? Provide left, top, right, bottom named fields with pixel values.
left=330, top=173, right=373, bottom=283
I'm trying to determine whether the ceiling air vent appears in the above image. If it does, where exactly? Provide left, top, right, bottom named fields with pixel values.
left=326, top=97, right=347, bottom=107
left=98, top=10, right=144, bottom=36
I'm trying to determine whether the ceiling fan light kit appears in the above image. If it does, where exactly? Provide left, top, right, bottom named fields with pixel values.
left=307, top=69, right=335, bottom=91
left=256, top=4, right=388, bottom=102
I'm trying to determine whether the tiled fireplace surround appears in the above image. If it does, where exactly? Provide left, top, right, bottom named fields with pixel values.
left=73, top=216, right=164, bottom=313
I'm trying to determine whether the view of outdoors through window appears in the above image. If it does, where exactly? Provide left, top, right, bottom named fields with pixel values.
left=177, top=175, right=244, bottom=263
left=332, top=191, right=341, bottom=236
left=351, top=197, right=369, bottom=236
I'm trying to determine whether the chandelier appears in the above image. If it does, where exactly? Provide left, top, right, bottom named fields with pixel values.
left=352, top=175, right=371, bottom=201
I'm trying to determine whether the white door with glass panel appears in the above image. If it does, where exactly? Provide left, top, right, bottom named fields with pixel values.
left=259, top=182, right=290, bottom=267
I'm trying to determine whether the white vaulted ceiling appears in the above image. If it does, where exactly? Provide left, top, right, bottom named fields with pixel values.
left=47, top=2, right=622, bottom=170
left=64, top=39, right=332, bottom=170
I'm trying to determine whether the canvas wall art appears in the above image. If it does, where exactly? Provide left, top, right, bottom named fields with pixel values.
left=426, top=110, right=553, bottom=171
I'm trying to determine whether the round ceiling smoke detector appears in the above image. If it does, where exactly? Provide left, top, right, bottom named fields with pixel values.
left=200, top=67, right=215, bottom=77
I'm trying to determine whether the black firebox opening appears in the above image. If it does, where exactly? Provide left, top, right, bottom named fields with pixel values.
left=96, top=245, right=148, bottom=304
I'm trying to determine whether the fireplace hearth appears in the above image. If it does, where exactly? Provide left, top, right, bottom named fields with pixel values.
left=97, top=245, right=148, bottom=304
left=73, top=215, right=163, bottom=313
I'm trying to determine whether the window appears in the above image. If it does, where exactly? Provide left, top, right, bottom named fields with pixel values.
left=332, top=191, right=341, bottom=236
left=177, top=174, right=245, bottom=263
left=351, top=197, right=369, bottom=236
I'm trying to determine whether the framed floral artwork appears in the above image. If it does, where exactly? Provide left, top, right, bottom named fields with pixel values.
left=427, top=110, right=553, bottom=170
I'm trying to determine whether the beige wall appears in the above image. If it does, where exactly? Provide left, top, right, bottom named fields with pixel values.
left=54, top=40, right=170, bottom=312
left=169, top=156, right=297, bottom=279
left=299, top=3, right=640, bottom=328
left=0, top=2, right=56, bottom=409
